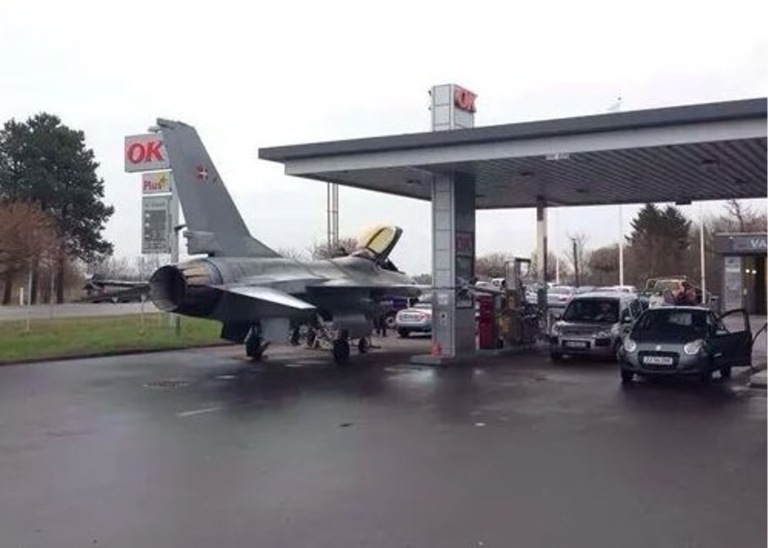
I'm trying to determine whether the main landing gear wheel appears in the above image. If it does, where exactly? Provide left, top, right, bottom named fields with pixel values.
left=333, top=339, right=351, bottom=365
left=357, top=337, right=370, bottom=354
left=245, top=327, right=269, bottom=361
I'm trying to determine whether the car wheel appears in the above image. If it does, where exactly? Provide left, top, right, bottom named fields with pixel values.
left=720, top=366, right=732, bottom=379
left=385, top=314, right=397, bottom=330
left=621, top=369, right=634, bottom=384
left=612, top=341, right=622, bottom=362
left=398, top=329, right=409, bottom=338
left=550, top=352, right=563, bottom=362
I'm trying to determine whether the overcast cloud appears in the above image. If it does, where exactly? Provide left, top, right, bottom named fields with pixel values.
left=1, top=0, right=766, bottom=275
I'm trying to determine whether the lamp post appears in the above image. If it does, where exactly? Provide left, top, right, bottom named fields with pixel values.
left=571, top=237, right=580, bottom=287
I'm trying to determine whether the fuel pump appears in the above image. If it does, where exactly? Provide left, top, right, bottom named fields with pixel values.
left=499, top=258, right=540, bottom=347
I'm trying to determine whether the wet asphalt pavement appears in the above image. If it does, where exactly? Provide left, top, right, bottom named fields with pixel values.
left=0, top=338, right=765, bottom=548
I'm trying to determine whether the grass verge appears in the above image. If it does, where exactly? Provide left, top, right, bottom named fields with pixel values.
left=0, top=314, right=226, bottom=364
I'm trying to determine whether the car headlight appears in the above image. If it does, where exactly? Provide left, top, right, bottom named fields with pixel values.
left=683, top=339, right=704, bottom=355
left=595, top=329, right=611, bottom=339
left=623, top=338, right=637, bottom=353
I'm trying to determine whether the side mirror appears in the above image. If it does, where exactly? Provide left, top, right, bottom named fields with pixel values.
left=552, top=311, right=562, bottom=321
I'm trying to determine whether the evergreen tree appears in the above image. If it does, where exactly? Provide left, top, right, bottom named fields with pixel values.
left=626, top=203, right=691, bottom=284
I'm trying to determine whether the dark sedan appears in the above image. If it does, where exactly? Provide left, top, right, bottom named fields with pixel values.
left=618, top=307, right=752, bottom=383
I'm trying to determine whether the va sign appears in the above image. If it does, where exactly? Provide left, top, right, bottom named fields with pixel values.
left=125, top=134, right=170, bottom=172
left=732, top=235, right=768, bottom=253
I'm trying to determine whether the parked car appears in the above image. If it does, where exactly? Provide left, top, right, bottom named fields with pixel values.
left=618, top=307, right=751, bottom=383
left=640, top=277, right=708, bottom=308
left=395, top=302, right=433, bottom=337
left=575, top=285, right=597, bottom=294
left=606, top=285, right=638, bottom=294
left=550, top=292, right=642, bottom=361
left=547, top=286, right=576, bottom=308
left=379, top=295, right=410, bottom=329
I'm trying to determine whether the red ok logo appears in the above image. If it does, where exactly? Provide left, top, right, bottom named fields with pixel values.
left=454, top=87, right=477, bottom=113
left=126, top=140, right=164, bottom=164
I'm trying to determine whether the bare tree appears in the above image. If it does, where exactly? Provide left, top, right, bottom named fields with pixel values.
left=588, top=244, right=619, bottom=285
left=725, top=199, right=750, bottom=231
left=413, top=273, right=432, bottom=285
left=276, top=247, right=308, bottom=262
left=87, top=256, right=141, bottom=281
left=723, top=200, right=766, bottom=232
left=475, top=252, right=512, bottom=279
left=529, top=251, right=564, bottom=282
left=308, top=237, right=358, bottom=260
left=566, top=232, right=590, bottom=286
left=0, top=201, right=59, bottom=304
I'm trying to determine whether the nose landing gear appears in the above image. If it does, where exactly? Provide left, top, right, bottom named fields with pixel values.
left=333, top=330, right=351, bottom=365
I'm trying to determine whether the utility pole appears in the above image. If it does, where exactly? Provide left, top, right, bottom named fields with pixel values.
left=327, top=183, right=339, bottom=249
left=619, top=204, right=624, bottom=286
left=572, top=238, right=580, bottom=287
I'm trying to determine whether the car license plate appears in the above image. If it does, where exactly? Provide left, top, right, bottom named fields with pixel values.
left=643, top=356, right=674, bottom=366
left=563, top=340, right=589, bottom=349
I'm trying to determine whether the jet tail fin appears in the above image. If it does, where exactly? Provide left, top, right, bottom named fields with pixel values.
left=156, top=119, right=279, bottom=258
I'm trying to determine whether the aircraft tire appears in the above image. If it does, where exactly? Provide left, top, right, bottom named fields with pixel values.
left=333, top=339, right=351, bottom=365
left=245, top=328, right=264, bottom=360
left=358, top=337, right=370, bottom=354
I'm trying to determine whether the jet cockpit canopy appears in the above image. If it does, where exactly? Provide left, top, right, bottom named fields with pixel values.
left=352, top=225, right=403, bottom=270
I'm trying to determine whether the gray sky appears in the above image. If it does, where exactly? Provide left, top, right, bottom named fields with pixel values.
left=1, top=0, right=766, bottom=275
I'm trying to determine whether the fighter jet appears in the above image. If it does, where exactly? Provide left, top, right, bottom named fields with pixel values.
left=147, top=119, right=420, bottom=364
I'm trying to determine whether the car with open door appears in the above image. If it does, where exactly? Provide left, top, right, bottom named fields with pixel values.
left=618, top=307, right=752, bottom=383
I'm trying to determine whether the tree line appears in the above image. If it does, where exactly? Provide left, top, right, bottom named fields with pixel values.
left=475, top=200, right=767, bottom=292
left=0, top=113, right=113, bottom=304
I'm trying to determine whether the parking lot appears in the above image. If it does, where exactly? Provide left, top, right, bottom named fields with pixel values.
left=0, top=337, right=765, bottom=548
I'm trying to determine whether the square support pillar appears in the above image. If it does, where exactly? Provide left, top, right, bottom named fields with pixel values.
left=426, top=172, right=476, bottom=361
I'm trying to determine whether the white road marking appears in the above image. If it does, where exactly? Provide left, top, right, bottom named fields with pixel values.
left=177, top=407, right=221, bottom=418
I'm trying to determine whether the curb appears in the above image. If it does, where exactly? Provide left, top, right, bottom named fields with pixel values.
left=0, top=342, right=234, bottom=367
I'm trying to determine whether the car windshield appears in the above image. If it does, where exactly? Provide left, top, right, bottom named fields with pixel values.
left=654, top=280, right=682, bottom=292
left=633, top=309, right=707, bottom=337
left=562, top=298, right=619, bottom=323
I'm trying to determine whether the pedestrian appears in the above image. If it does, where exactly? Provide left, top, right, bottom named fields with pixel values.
left=680, top=281, right=698, bottom=305
left=376, top=314, right=388, bottom=337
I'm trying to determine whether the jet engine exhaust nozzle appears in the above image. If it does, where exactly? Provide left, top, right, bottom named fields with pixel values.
left=149, top=261, right=221, bottom=316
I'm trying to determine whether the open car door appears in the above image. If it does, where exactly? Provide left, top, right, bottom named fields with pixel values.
left=713, top=309, right=752, bottom=367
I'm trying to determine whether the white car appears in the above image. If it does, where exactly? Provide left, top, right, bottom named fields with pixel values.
left=607, top=285, right=638, bottom=294
left=395, top=302, right=433, bottom=337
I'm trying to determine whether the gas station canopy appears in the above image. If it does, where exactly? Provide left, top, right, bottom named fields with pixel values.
left=259, top=98, right=767, bottom=208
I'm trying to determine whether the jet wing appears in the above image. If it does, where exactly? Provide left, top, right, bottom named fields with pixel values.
left=311, top=279, right=421, bottom=292
left=213, top=285, right=316, bottom=319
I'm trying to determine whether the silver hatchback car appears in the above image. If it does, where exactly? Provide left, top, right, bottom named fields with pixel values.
left=550, top=292, right=642, bottom=361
